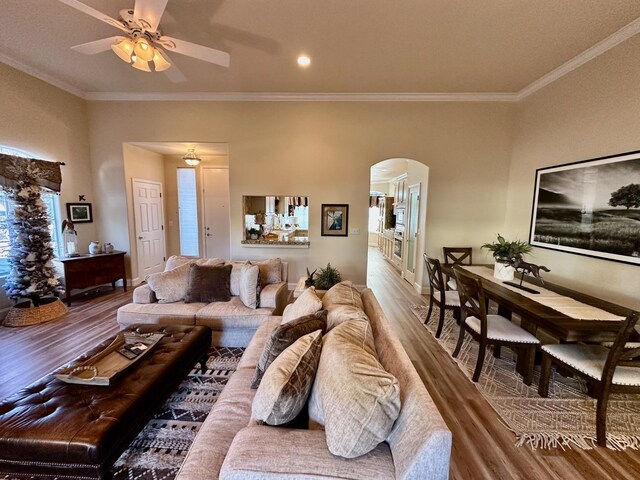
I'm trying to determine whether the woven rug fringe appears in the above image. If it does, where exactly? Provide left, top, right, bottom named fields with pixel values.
left=516, top=432, right=640, bottom=451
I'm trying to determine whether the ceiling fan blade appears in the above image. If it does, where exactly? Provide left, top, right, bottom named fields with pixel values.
left=71, top=36, right=123, bottom=55
left=160, top=36, right=230, bottom=67
left=134, top=0, right=169, bottom=32
left=57, top=0, right=128, bottom=32
left=162, top=54, right=187, bottom=83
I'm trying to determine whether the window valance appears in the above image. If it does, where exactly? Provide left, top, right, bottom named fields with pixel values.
left=0, top=154, right=64, bottom=192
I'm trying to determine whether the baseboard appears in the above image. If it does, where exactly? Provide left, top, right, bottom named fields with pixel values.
left=129, top=277, right=142, bottom=287
left=415, top=283, right=428, bottom=295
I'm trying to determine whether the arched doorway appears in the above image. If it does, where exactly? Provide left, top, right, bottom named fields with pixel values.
left=368, top=158, right=429, bottom=293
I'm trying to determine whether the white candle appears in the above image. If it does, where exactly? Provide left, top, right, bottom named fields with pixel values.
left=67, top=242, right=76, bottom=255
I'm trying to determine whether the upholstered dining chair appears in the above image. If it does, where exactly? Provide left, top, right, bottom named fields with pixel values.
left=538, top=311, right=640, bottom=447
left=442, top=247, right=472, bottom=290
left=423, top=254, right=461, bottom=338
left=452, top=266, right=540, bottom=384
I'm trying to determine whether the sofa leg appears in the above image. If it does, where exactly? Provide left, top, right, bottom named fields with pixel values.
left=199, top=355, right=209, bottom=373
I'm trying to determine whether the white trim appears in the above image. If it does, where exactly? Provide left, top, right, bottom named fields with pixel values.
left=0, top=52, right=85, bottom=99
left=517, top=16, right=640, bottom=100
left=84, top=91, right=518, bottom=102
left=129, top=277, right=142, bottom=287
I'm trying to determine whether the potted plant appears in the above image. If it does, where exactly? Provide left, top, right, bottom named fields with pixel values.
left=481, top=234, right=532, bottom=281
left=246, top=227, right=260, bottom=240
left=314, top=263, right=342, bottom=291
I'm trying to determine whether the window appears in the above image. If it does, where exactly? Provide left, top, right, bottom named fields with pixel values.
left=0, top=146, right=61, bottom=277
left=177, top=168, right=199, bottom=256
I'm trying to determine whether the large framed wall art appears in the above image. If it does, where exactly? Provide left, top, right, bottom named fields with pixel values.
left=529, top=150, right=640, bottom=265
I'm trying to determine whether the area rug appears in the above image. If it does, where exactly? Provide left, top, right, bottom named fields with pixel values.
left=111, top=346, right=244, bottom=479
left=411, top=303, right=640, bottom=450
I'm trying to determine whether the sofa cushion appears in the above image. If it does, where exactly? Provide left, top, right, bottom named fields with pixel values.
left=251, top=258, right=282, bottom=286
left=322, top=281, right=364, bottom=311
left=327, top=304, right=369, bottom=331
left=237, top=264, right=260, bottom=309
left=164, top=255, right=197, bottom=271
left=238, top=317, right=283, bottom=371
left=185, top=264, right=232, bottom=303
left=252, top=310, right=327, bottom=388
left=308, top=318, right=401, bottom=459
left=117, top=301, right=205, bottom=328
left=252, top=330, right=323, bottom=426
left=195, top=297, right=274, bottom=331
left=282, top=286, right=323, bottom=324
left=146, top=262, right=195, bottom=303
left=229, top=261, right=248, bottom=296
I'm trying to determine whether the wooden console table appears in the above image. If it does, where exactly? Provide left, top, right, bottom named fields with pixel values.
left=55, top=251, right=127, bottom=306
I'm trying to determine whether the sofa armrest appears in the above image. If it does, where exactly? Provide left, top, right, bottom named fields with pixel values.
left=220, top=426, right=395, bottom=480
left=260, top=282, right=288, bottom=315
left=133, top=284, right=157, bottom=304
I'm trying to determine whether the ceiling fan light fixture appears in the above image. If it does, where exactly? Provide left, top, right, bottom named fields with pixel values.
left=131, top=55, right=152, bottom=72
left=297, top=55, right=311, bottom=67
left=183, top=148, right=201, bottom=166
left=111, top=38, right=135, bottom=63
left=152, top=48, right=171, bottom=72
left=134, top=37, right=155, bottom=62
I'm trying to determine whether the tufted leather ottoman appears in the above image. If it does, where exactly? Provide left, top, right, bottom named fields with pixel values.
left=0, top=324, right=211, bottom=479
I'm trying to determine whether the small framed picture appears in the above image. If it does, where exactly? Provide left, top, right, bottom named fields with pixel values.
left=321, top=204, right=349, bottom=237
left=66, top=203, right=93, bottom=223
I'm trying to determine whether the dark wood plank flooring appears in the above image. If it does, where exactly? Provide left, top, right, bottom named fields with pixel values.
left=0, top=253, right=639, bottom=479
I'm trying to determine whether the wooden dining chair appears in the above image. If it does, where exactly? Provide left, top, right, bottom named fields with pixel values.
left=452, top=266, right=540, bottom=384
left=442, top=247, right=472, bottom=290
left=538, top=311, right=640, bottom=447
left=423, top=254, right=461, bottom=338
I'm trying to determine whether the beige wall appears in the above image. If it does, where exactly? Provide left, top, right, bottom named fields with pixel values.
left=505, top=35, right=640, bottom=310
left=0, top=64, right=94, bottom=311
left=87, top=101, right=515, bottom=284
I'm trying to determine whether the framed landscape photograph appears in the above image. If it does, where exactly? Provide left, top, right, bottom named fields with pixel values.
left=321, top=204, right=349, bottom=237
left=529, top=150, right=640, bottom=265
left=66, top=203, right=93, bottom=223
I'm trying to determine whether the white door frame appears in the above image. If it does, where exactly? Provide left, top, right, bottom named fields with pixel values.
left=403, top=183, right=421, bottom=285
left=132, top=178, right=166, bottom=281
left=201, top=166, right=231, bottom=259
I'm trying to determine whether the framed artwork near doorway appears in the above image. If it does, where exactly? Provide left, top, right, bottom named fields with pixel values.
left=66, top=203, right=93, bottom=223
left=321, top=204, right=349, bottom=236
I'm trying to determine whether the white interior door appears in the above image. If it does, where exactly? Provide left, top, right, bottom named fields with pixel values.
left=202, top=167, right=230, bottom=259
left=403, top=183, right=421, bottom=284
left=132, top=178, right=166, bottom=278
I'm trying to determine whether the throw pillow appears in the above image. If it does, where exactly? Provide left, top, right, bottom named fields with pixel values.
left=282, top=287, right=323, bottom=324
left=308, top=318, right=400, bottom=459
left=322, top=281, right=364, bottom=311
left=252, top=309, right=327, bottom=389
left=228, top=261, right=249, bottom=296
left=252, top=330, right=323, bottom=426
left=146, top=261, right=194, bottom=303
left=326, top=304, right=369, bottom=331
left=164, top=255, right=198, bottom=272
left=238, top=263, right=260, bottom=309
left=198, top=257, right=226, bottom=267
left=251, top=258, right=282, bottom=286
left=184, top=264, right=232, bottom=303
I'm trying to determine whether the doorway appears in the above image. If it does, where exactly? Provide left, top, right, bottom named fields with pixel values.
left=404, top=183, right=421, bottom=284
left=202, top=167, right=231, bottom=259
left=132, top=178, right=166, bottom=278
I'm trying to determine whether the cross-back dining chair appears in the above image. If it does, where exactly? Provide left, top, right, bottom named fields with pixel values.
left=452, top=266, right=540, bottom=384
left=442, top=247, right=472, bottom=290
left=423, top=254, right=460, bottom=338
left=538, top=311, right=640, bottom=447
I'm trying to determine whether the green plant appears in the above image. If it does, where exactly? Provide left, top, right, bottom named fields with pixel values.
left=247, top=227, right=260, bottom=236
left=314, top=263, right=342, bottom=290
left=481, top=233, right=532, bottom=263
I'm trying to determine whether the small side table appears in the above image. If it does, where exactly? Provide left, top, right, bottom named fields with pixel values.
left=293, top=276, right=326, bottom=299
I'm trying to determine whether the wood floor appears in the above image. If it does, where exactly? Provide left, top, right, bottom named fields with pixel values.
left=0, top=253, right=639, bottom=479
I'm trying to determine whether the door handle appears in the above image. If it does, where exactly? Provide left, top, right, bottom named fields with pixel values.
left=138, top=236, right=143, bottom=240
left=206, top=233, right=212, bottom=237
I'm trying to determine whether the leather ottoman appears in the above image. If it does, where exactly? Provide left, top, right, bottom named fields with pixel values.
left=0, top=324, right=211, bottom=479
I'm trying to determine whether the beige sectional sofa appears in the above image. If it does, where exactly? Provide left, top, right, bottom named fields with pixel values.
left=117, top=259, right=289, bottom=347
left=175, top=288, right=452, bottom=480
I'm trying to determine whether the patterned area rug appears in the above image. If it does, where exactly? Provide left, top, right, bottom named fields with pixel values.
left=411, top=304, right=640, bottom=450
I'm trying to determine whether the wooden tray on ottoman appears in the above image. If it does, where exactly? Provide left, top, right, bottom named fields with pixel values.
left=54, top=331, right=165, bottom=386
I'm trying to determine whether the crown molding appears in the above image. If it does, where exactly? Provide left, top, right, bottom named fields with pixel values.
left=84, top=91, right=517, bottom=102
left=0, top=52, right=85, bottom=99
left=517, top=16, right=640, bottom=100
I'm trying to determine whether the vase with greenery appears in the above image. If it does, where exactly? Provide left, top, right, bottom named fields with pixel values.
left=481, top=234, right=532, bottom=281
left=314, top=263, right=342, bottom=290
left=246, top=227, right=260, bottom=240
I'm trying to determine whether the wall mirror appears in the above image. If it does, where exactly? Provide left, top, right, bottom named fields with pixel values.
left=242, top=196, right=310, bottom=246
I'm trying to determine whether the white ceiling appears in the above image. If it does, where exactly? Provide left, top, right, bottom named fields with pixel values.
left=370, top=158, right=409, bottom=184
left=129, top=142, right=228, bottom=156
left=1, top=1, right=640, bottom=98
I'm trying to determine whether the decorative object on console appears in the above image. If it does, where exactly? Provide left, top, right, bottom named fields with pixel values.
left=304, top=267, right=317, bottom=287
left=66, top=202, right=93, bottom=223
left=321, top=204, right=349, bottom=236
left=89, top=241, right=102, bottom=255
left=314, top=263, right=343, bottom=291
left=530, top=149, right=640, bottom=266
left=59, top=0, right=230, bottom=80
left=183, top=147, right=201, bottom=166
left=103, top=242, right=114, bottom=254
left=504, top=253, right=550, bottom=294
left=482, top=233, right=532, bottom=282
left=61, top=218, right=79, bottom=257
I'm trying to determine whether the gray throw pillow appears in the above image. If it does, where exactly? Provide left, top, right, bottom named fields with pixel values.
left=184, top=264, right=232, bottom=303
left=251, top=309, right=327, bottom=389
left=252, top=330, right=323, bottom=426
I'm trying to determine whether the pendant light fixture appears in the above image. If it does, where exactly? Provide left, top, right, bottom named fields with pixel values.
left=183, top=148, right=201, bottom=166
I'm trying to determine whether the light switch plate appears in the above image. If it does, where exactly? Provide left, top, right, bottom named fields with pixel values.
left=349, top=228, right=360, bottom=235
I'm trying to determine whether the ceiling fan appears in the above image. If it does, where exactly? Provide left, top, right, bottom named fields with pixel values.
left=58, top=0, right=230, bottom=82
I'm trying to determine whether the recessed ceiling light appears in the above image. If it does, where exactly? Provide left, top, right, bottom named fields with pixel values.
left=297, top=55, right=311, bottom=67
